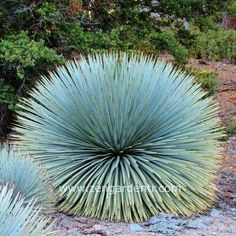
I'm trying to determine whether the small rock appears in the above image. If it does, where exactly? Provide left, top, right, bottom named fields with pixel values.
left=55, top=229, right=68, bottom=236
left=187, top=219, right=207, bottom=230
left=230, top=136, right=236, bottom=141
left=231, top=208, right=236, bottom=212
left=93, top=224, right=104, bottom=231
left=83, top=229, right=107, bottom=236
left=143, top=213, right=186, bottom=235
left=219, top=112, right=224, bottom=117
left=68, top=228, right=80, bottom=236
left=59, top=218, right=71, bottom=227
left=58, top=218, right=78, bottom=229
left=210, top=209, right=222, bottom=218
left=150, top=12, right=161, bottom=20
left=231, top=149, right=236, bottom=156
left=222, top=59, right=231, bottom=64
left=129, top=223, right=144, bottom=232
left=147, top=213, right=175, bottom=225
left=74, top=217, right=88, bottom=223
left=200, top=216, right=212, bottom=226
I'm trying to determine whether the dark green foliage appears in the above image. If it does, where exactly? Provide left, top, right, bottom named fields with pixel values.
left=150, top=31, right=188, bottom=64
left=0, top=0, right=235, bottom=137
left=93, top=26, right=158, bottom=53
left=155, top=0, right=228, bottom=18
left=52, top=22, right=159, bottom=55
left=0, top=1, right=74, bottom=35
left=0, top=32, right=63, bottom=80
left=193, top=29, right=236, bottom=62
left=226, top=1, right=236, bottom=15
left=35, top=2, right=58, bottom=20
left=80, top=0, right=152, bottom=30
left=0, top=31, right=63, bottom=136
left=80, top=0, right=231, bottom=25
left=52, top=22, right=94, bottom=55
left=0, top=85, right=18, bottom=110
left=194, top=16, right=221, bottom=31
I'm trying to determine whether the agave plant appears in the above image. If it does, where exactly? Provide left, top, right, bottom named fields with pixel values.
left=0, top=185, right=55, bottom=235
left=0, top=145, right=55, bottom=213
left=14, top=53, right=222, bottom=222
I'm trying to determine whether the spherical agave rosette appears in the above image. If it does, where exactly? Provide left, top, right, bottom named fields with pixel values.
left=14, top=53, right=222, bottom=222
left=0, top=145, right=56, bottom=213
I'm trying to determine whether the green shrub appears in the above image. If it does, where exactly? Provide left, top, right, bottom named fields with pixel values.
left=194, top=15, right=223, bottom=32
left=15, top=53, right=222, bottom=222
left=187, top=68, right=219, bottom=97
left=193, top=29, right=236, bottom=62
left=226, top=1, right=236, bottom=15
left=225, top=121, right=236, bottom=136
left=150, top=31, right=188, bottom=64
left=0, top=85, right=18, bottom=110
left=53, top=24, right=158, bottom=55
left=0, top=0, right=232, bottom=139
left=94, top=27, right=156, bottom=53
left=175, top=27, right=197, bottom=49
left=35, top=2, right=58, bottom=20
left=0, top=31, right=63, bottom=80
left=0, top=146, right=56, bottom=213
left=0, top=31, right=63, bottom=136
left=0, top=185, right=55, bottom=235
left=51, top=21, right=94, bottom=55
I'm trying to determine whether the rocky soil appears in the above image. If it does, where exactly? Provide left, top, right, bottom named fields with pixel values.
left=51, top=206, right=236, bottom=236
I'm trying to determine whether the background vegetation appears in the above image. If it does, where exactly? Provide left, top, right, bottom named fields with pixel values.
left=0, top=0, right=236, bottom=136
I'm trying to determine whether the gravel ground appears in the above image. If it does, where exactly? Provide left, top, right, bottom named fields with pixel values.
left=50, top=207, right=236, bottom=236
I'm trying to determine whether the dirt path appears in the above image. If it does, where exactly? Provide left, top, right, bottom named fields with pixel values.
left=188, top=59, right=236, bottom=124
